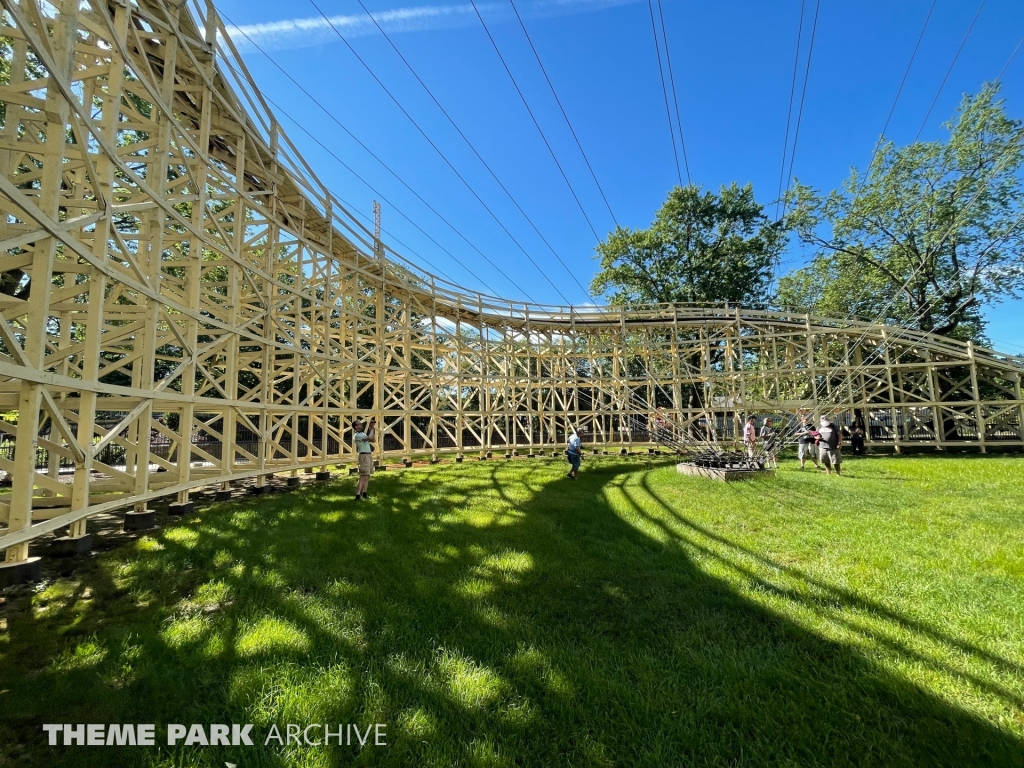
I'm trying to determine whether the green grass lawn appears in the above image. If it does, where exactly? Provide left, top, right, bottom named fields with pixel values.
left=2, top=454, right=1023, bottom=767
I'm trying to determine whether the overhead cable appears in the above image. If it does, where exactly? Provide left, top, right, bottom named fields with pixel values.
left=221, top=11, right=511, bottom=298
left=913, top=0, right=986, bottom=142
left=348, top=0, right=598, bottom=301
left=775, top=0, right=806, bottom=220
left=780, top=0, right=821, bottom=220
left=507, top=0, right=620, bottom=227
left=645, top=0, right=682, bottom=186
left=306, top=0, right=575, bottom=306
left=654, top=0, right=691, bottom=185
left=468, top=0, right=603, bottom=243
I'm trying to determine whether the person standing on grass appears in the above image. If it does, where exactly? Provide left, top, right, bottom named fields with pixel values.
left=566, top=427, right=583, bottom=480
left=743, top=416, right=757, bottom=459
left=851, top=415, right=866, bottom=455
left=796, top=416, right=820, bottom=470
left=759, top=417, right=779, bottom=469
left=353, top=416, right=376, bottom=500
left=817, top=415, right=842, bottom=476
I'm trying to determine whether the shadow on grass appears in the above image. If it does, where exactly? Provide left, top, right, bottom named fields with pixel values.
left=1, top=458, right=1022, bottom=767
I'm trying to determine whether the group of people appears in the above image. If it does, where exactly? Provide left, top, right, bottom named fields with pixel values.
left=744, top=414, right=845, bottom=475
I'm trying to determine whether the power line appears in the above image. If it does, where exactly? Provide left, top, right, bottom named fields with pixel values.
left=467, top=0, right=603, bottom=243
left=306, top=0, right=575, bottom=306
left=878, top=0, right=937, bottom=144
left=996, top=30, right=1024, bottom=82
left=914, top=0, right=986, bottom=142
left=654, top=0, right=691, bottom=185
left=645, top=0, right=682, bottom=186
left=507, top=0, right=620, bottom=227
left=264, top=93, right=500, bottom=296
left=775, top=0, right=806, bottom=220
left=221, top=10, right=511, bottom=298
left=347, top=0, right=598, bottom=302
left=780, top=0, right=820, bottom=219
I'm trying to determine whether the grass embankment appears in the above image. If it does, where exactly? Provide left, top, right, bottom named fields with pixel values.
left=1, top=455, right=1023, bottom=767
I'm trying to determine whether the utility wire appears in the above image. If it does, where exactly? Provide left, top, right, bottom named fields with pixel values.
left=468, top=0, right=603, bottom=243
left=645, top=0, right=682, bottom=186
left=221, top=11, right=509, bottom=298
left=507, top=0, right=620, bottom=227
left=996, top=30, right=1024, bottom=82
left=775, top=0, right=806, bottom=220
left=878, top=0, right=937, bottom=145
left=780, top=0, right=820, bottom=219
left=914, top=0, right=985, bottom=142
left=264, top=93, right=499, bottom=296
left=655, top=0, right=691, bottom=185
left=307, top=0, right=574, bottom=306
left=348, top=0, right=597, bottom=301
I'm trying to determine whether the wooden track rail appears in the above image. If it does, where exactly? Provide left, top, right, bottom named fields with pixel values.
left=0, top=0, right=1021, bottom=565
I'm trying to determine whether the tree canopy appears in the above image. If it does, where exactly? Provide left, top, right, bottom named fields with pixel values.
left=778, top=83, right=1024, bottom=341
left=590, top=183, right=783, bottom=307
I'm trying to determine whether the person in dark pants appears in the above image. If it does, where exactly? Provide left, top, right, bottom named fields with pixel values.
left=851, top=415, right=866, bottom=455
left=566, top=427, right=583, bottom=480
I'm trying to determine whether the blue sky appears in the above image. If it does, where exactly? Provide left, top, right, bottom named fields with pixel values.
left=215, top=0, right=1024, bottom=353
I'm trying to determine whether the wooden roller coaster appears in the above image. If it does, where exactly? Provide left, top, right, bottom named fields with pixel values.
left=0, top=0, right=1021, bottom=578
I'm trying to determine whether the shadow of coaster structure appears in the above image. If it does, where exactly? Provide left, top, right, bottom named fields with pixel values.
left=0, top=0, right=1022, bottom=580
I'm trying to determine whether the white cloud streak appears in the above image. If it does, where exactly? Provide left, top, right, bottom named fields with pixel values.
left=224, top=0, right=643, bottom=52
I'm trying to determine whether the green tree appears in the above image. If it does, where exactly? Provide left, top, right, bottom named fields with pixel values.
left=779, top=83, right=1024, bottom=341
left=590, top=183, right=783, bottom=307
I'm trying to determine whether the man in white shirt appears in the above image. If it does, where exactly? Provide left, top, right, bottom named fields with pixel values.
left=353, top=417, right=376, bottom=500
left=566, top=427, right=583, bottom=480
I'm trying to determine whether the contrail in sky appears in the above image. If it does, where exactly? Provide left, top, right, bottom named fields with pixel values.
left=224, top=0, right=644, bottom=52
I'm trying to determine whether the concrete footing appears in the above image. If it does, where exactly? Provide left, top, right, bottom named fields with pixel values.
left=0, top=556, right=42, bottom=587
left=315, top=471, right=331, bottom=481
left=50, top=534, right=92, bottom=557
left=168, top=501, right=194, bottom=516
left=251, top=484, right=272, bottom=495
left=455, top=456, right=464, bottom=463
left=215, top=489, right=233, bottom=502
left=124, top=509, right=156, bottom=531
left=676, top=462, right=775, bottom=482
left=287, top=476, right=301, bottom=488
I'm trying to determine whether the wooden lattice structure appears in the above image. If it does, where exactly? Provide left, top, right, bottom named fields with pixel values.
left=1, top=0, right=1022, bottom=570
